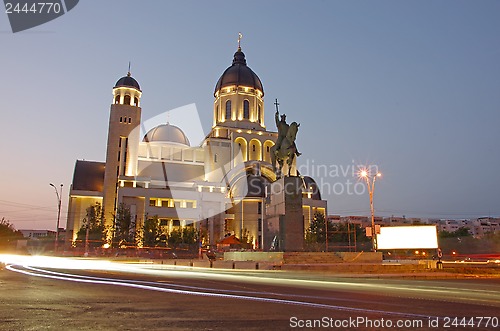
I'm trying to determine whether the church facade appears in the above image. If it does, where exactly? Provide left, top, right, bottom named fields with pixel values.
left=65, top=44, right=327, bottom=250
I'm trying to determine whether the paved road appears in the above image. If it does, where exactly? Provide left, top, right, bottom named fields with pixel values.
left=1, top=257, right=499, bottom=330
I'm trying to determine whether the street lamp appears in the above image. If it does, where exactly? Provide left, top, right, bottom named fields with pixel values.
left=358, top=169, right=381, bottom=251
left=49, top=183, right=63, bottom=252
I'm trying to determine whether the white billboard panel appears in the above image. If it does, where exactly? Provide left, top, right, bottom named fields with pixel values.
left=376, top=225, right=438, bottom=250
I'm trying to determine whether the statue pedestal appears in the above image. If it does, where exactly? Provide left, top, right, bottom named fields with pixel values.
left=265, top=176, right=304, bottom=251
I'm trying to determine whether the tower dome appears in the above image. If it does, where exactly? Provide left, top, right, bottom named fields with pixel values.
left=212, top=42, right=266, bottom=129
left=143, top=123, right=190, bottom=146
left=112, top=71, right=142, bottom=107
left=214, top=48, right=263, bottom=96
left=114, top=72, right=141, bottom=91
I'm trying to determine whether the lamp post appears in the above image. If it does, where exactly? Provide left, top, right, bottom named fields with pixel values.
left=358, top=169, right=381, bottom=251
left=50, top=183, right=63, bottom=253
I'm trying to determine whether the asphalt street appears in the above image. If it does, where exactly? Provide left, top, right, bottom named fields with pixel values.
left=0, top=259, right=499, bottom=331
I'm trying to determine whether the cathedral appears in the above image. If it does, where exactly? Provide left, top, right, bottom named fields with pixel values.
left=65, top=42, right=327, bottom=250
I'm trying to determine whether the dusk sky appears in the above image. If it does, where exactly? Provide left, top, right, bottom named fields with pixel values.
left=1, top=1, right=499, bottom=230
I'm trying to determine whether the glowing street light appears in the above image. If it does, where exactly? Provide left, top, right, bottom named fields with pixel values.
left=49, top=183, right=63, bottom=253
left=358, top=169, right=382, bottom=251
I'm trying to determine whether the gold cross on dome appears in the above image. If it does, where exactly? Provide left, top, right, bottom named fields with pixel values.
left=238, top=32, right=243, bottom=49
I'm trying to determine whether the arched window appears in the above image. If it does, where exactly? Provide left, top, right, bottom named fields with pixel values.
left=214, top=153, right=218, bottom=163
left=216, top=105, right=220, bottom=122
left=134, top=97, right=139, bottom=106
left=124, top=95, right=131, bottom=105
left=115, top=95, right=120, bottom=104
left=249, top=139, right=262, bottom=161
left=263, top=140, right=274, bottom=163
left=258, top=105, right=261, bottom=123
left=243, top=100, right=250, bottom=119
left=225, top=100, right=232, bottom=120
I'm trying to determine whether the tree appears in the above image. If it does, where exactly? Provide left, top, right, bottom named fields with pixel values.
left=439, top=226, right=471, bottom=238
left=328, top=222, right=350, bottom=243
left=114, top=203, right=134, bottom=247
left=142, top=216, right=161, bottom=248
left=326, top=222, right=370, bottom=252
left=167, top=229, right=182, bottom=249
left=0, top=218, right=23, bottom=250
left=305, top=212, right=331, bottom=251
left=305, top=212, right=329, bottom=244
left=181, top=226, right=198, bottom=245
left=76, top=202, right=107, bottom=248
left=165, top=227, right=201, bottom=249
left=329, top=223, right=371, bottom=243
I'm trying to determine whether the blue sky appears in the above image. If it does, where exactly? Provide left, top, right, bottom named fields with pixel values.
left=1, top=1, right=499, bottom=230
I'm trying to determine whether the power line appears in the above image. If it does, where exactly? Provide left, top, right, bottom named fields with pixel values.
left=328, top=208, right=499, bottom=219
left=0, top=199, right=55, bottom=209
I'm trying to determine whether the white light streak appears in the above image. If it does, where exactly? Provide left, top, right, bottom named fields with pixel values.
left=6, top=264, right=436, bottom=320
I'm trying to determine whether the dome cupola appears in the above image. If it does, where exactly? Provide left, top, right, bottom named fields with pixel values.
left=112, top=71, right=142, bottom=107
left=143, top=123, right=190, bottom=146
left=114, top=72, right=141, bottom=91
left=212, top=36, right=265, bottom=130
left=214, top=48, right=263, bottom=97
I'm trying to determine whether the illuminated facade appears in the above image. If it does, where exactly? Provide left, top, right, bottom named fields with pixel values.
left=66, top=45, right=327, bottom=250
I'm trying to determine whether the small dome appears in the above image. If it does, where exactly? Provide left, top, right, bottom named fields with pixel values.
left=214, top=48, right=263, bottom=96
left=114, top=72, right=141, bottom=90
left=302, top=176, right=322, bottom=200
left=143, top=124, right=190, bottom=146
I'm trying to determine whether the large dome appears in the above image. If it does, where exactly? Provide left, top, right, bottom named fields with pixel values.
left=231, top=174, right=270, bottom=198
left=143, top=124, right=190, bottom=146
left=114, top=72, right=141, bottom=90
left=214, top=48, right=263, bottom=96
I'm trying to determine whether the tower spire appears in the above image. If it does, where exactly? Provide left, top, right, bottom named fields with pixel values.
left=127, top=61, right=131, bottom=76
left=237, top=32, right=242, bottom=51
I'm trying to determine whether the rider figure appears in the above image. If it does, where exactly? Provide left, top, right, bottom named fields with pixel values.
left=275, top=109, right=301, bottom=157
left=275, top=110, right=288, bottom=152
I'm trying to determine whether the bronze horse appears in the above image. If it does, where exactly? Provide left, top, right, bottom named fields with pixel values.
left=270, top=121, right=300, bottom=177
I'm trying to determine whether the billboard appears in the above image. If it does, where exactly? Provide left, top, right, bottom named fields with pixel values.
left=376, top=225, right=438, bottom=250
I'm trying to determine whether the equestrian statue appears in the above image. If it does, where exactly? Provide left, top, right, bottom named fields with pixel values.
left=270, top=99, right=301, bottom=178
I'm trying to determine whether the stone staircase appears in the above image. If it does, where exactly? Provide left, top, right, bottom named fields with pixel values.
left=283, top=252, right=344, bottom=264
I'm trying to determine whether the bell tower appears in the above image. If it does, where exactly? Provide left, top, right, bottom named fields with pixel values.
left=102, top=71, right=142, bottom=228
left=213, top=38, right=265, bottom=130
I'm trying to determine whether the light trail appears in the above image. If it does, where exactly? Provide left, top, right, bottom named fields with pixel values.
left=9, top=265, right=404, bottom=309
left=6, top=263, right=438, bottom=321
left=2, top=254, right=499, bottom=309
